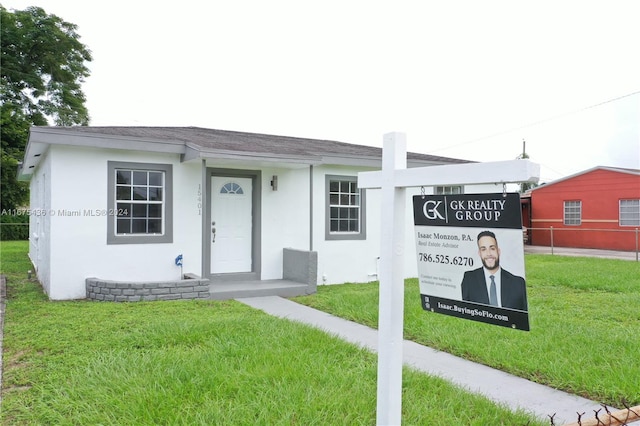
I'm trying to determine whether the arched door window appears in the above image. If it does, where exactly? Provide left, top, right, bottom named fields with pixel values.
left=220, top=182, right=244, bottom=195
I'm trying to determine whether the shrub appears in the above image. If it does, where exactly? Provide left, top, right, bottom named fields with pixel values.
left=0, top=212, right=29, bottom=240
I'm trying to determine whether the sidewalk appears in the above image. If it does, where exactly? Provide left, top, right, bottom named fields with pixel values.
left=238, top=295, right=604, bottom=425
left=524, top=245, right=639, bottom=261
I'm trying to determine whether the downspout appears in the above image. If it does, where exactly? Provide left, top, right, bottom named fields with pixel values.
left=201, top=159, right=207, bottom=278
left=528, top=198, right=533, bottom=245
left=309, top=165, right=313, bottom=251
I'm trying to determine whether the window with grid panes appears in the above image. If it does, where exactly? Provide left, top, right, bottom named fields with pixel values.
left=107, top=162, right=173, bottom=244
left=325, top=175, right=366, bottom=240
left=435, top=185, right=464, bottom=195
left=115, top=169, right=164, bottom=234
left=620, top=199, right=640, bottom=226
left=563, top=200, right=582, bottom=225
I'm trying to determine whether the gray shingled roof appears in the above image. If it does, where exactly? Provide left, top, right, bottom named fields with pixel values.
left=41, top=126, right=470, bottom=164
left=19, top=126, right=472, bottom=180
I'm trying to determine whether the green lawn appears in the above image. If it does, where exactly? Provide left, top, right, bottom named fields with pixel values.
left=292, top=255, right=640, bottom=408
left=1, top=241, right=543, bottom=425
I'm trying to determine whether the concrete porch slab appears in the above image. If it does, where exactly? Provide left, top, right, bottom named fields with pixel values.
left=209, top=279, right=312, bottom=300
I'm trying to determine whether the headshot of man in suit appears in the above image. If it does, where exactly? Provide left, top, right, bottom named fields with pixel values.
left=460, top=230, right=528, bottom=311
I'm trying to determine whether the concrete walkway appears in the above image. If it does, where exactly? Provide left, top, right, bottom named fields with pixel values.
left=238, top=295, right=605, bottom=425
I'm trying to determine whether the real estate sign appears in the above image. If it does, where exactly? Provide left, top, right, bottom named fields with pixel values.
left=413, top=192, right=530, bottom=331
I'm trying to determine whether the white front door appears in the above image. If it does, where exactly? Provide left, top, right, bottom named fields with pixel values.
left=210, top=176, right=253, bottom=273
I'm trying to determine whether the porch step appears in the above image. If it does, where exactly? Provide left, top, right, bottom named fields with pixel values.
left=209, top=279, right=312, bottom=300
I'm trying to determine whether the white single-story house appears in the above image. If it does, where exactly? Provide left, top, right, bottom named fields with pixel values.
left=18, top=126, right=501, bottom=301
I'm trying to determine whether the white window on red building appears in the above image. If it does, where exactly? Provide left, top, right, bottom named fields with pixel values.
left=619, top=199, right=640, bottom=226
left=563, top=200, right=581, bottom=225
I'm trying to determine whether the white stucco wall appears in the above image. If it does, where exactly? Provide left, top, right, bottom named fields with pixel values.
left=311, top=165, right=378, bottom=285
left=28, top=151, right=52, bottom=294
left=259, top=167, right=311, bottom=280
left=312, top=167, right=508, bottom=286
left=42, top=145, right=202, bottom=300
left=313, top=181, right=420, bottom=285
left=31, top=142, right=510, bottom=299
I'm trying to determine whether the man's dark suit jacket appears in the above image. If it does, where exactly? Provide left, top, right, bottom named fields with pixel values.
left=460, top=267, right=528, bottom=311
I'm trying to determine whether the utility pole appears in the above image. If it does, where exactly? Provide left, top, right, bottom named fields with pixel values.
left=518, top=139, right=529, bottom=160
left=518, top=139, right=536, bottom=192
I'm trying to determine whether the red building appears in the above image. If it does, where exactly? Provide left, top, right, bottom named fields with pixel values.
left=526, top=166, right=640, bottom=251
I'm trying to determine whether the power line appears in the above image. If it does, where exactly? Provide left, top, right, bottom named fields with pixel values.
left=427, top=89, right=640, bottom=154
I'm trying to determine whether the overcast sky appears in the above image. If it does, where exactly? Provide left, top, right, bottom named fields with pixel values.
left=5, top=0, right=639, bottom=183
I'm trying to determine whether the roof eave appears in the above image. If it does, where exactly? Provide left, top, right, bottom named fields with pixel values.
left=531, top=165, right=640, bottom=191
left=317, top=154, right=467, bottom=168
left=18, top=137, right=49, bottom=180
left=28, top=127, right=185, bottom=153
left=183, top=143, right=322, bottom=166
left=19, top=127, right=187, bottom=180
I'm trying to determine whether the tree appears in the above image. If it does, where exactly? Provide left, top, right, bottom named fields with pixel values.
left=1, top=103, right=30, bottom=211
left=0, top=5, right=92, bottom=210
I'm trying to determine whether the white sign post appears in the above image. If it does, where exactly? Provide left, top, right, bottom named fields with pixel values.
left=358, top=132, right=540, bottom=426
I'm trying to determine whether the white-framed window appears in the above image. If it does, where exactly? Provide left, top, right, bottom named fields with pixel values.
left=563, top=200, right=581, bottom=226
left=435, top=185, right=464, bottom=195
left=325, top=175, right=366, bottom=240
left=107, top=161, right=173, bottom=244
left=620, top=199, right=640, bottom=226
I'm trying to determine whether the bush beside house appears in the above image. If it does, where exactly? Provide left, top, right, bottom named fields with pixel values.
left=0, top=213, right=29, bottom=240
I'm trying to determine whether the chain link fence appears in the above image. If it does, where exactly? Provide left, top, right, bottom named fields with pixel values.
left=554, top=402, right=640, bottom=425
left=525, top=226, right=639, bottom=261
left=0, top=213, right=29, bottom=240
